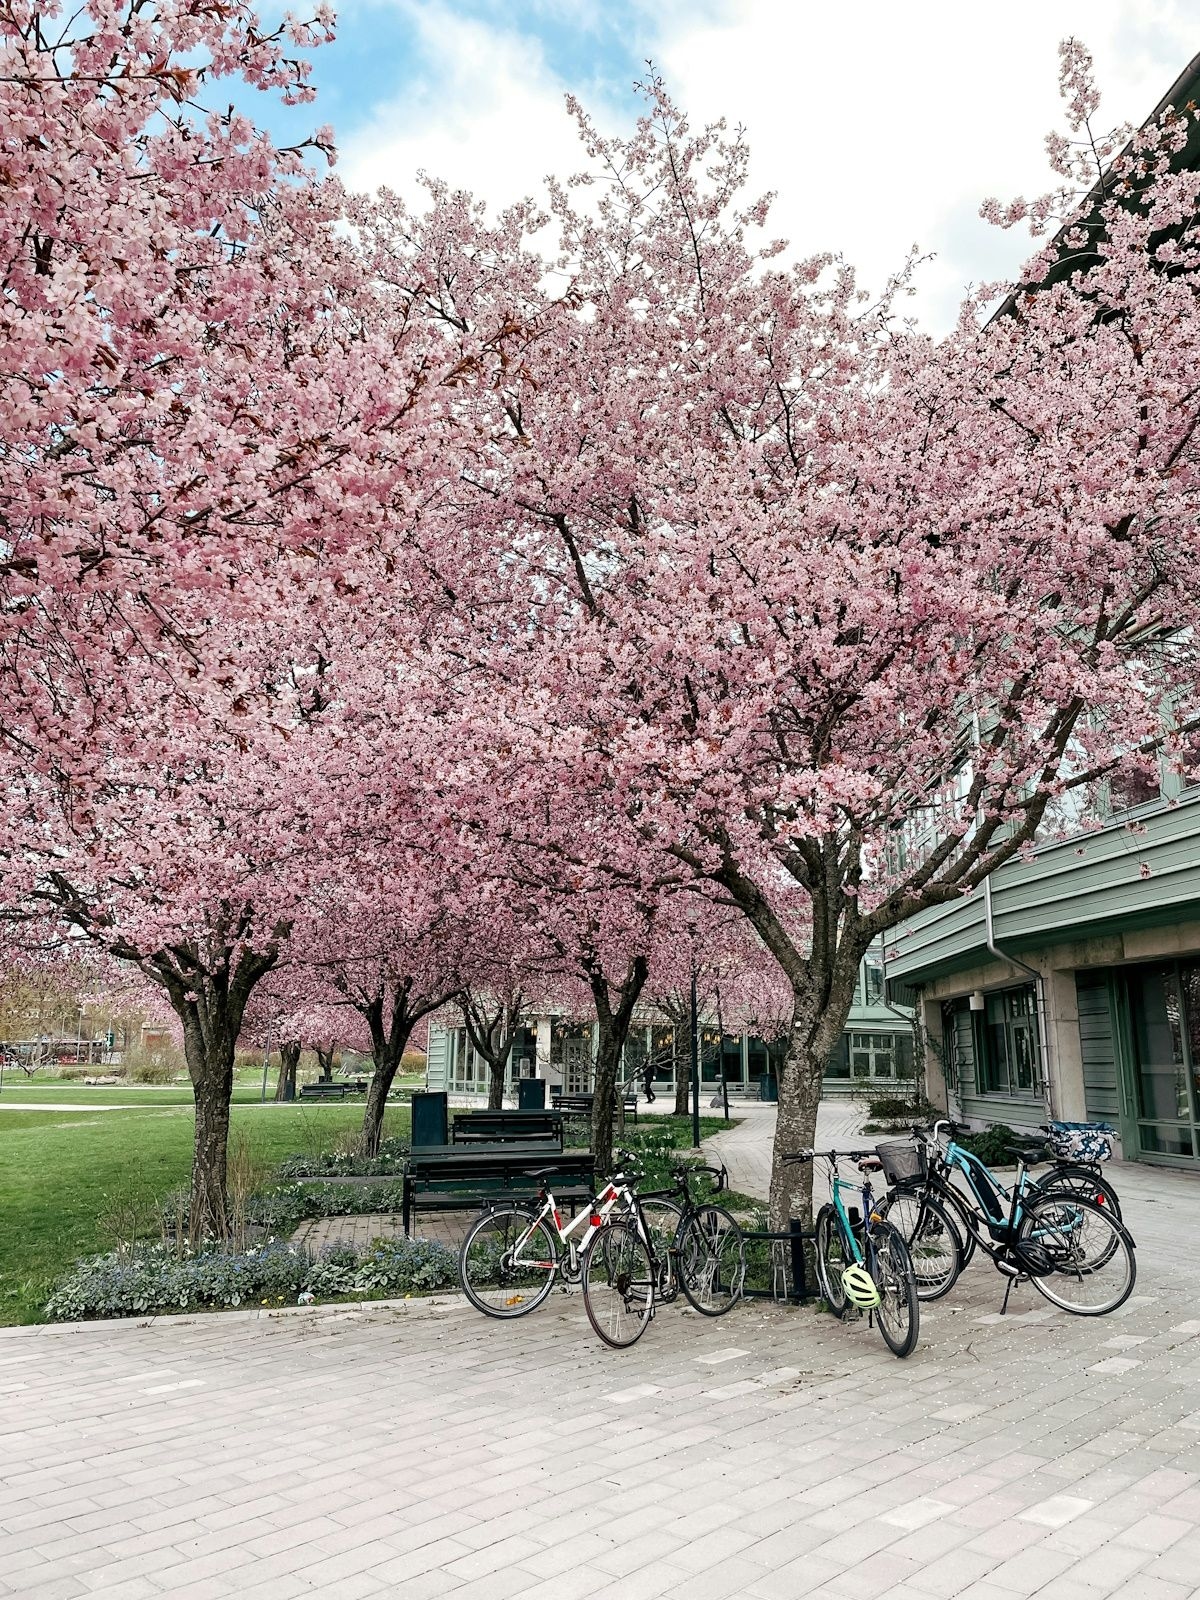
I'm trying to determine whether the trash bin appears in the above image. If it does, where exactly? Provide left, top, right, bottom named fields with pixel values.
left=759, top=1073, right=778, bottom=1103
left=282, top=1078, right=296, bottom=1102
left=518, top=1077, right=547, bottom=1110
left=411, top=1089, right=449, bottom=1148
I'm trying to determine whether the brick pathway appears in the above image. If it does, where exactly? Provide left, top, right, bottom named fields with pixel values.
left=703, top=1099, right=869, bottom=1202
left=5, top=1122, right=1200, bottom=1599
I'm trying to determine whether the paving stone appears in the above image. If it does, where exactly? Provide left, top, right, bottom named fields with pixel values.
left=5, top=1111, right=1200, bottom=1600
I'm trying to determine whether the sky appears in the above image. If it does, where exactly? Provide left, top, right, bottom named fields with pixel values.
left=266, top=0, right=1200, bottom=331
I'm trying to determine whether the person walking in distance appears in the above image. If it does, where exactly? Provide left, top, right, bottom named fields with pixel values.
left=642, top=1060, right=656, bottom=1104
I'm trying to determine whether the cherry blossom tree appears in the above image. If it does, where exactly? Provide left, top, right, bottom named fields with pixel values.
left=449, top=54, right=1200, bottom=1225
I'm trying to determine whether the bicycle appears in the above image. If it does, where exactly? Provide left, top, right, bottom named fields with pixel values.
left=581, top=1163, right=747, bottom=1348
left=783, top=1148, right=920, bottom=1359
left=877, top=1121, right=1136, bottom=1315
left=458, top=1152, right=685, bottom=1318
left=875, top=1120, right=1125, bottom=1299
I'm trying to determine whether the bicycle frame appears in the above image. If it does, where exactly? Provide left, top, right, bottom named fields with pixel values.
left=501, top=1175, right=637, bottom=1276
left=924, top=1122, right=1068, bottom=1261
left=822, top=1154, right=893, bottom=1288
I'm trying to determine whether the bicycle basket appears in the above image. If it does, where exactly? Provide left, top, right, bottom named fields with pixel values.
left=875, top=1140, right=928, bottom=1185
left=1044, top=1121, right=1114, bottom=1163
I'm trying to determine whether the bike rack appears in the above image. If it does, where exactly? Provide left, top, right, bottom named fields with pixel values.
left=738, top=1219, right=814, bottom=1304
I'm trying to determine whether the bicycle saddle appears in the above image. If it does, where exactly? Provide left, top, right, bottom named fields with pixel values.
left=1004, top=1145, right=1049, bottom=1166
left=857, top=1156, right=883, bottom=1173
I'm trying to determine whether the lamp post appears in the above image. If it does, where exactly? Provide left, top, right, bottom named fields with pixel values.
left=690, top=957, right=700, bottom=1150
left=259, top=1019, right=274, bottom=1103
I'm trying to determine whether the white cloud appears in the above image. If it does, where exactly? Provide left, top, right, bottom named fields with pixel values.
left=340, top=1, right=609, bottom=210
left=340, top=0, right=1200, bottom=331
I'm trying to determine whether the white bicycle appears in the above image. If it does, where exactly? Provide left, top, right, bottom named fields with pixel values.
left=459, top=1155, right=743, bottom=1339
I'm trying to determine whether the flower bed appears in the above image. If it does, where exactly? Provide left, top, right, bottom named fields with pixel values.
left=45, top=1236, right=459, bottom=1321
left=275, top=1136, right=410, bottom=1180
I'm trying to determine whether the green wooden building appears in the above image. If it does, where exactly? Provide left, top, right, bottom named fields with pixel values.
left=885, top=50, right=1200, bottom=1170
left=885, top=785, right=1200, bottom=1167
left=426, top=944, right=914, bottom=1101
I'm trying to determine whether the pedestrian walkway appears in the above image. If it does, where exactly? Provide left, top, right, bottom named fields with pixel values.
left=703, top=1098, right=867, bottom=1202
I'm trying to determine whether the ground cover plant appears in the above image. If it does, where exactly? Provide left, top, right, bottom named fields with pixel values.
left=44, top=1237, right=458, bottom=1322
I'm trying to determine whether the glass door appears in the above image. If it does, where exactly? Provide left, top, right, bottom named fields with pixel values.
left=563, top=1036, right=591, bottom=1095
left=1125, top=962, right=1200, bottom=1160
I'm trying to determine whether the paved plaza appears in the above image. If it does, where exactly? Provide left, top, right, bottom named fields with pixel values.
left=4, top=1113, right=1200, bottom=1600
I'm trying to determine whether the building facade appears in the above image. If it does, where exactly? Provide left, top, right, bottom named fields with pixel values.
left=885, top=786, right=1200, bottom=1169
left=427, top=947, right=915, bottom=1101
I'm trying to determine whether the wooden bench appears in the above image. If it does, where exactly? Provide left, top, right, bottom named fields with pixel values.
left=298, top=1079, right=369, bottom=1101
left=551, top=1092, right=639, bottom=1124
left=451, top=1111, right=565, bottom=1148
left=402, top=1144, right=595, bottom=1234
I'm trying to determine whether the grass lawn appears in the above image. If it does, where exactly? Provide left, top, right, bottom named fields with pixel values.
left=0, top=1091, right=739, bottom=1327
left=0, top=1072, right=427, bottom=1107
left=0, top=1100, right=411, bottom=1327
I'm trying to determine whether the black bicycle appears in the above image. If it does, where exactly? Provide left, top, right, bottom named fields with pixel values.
left=582, top=1162, right=746, bottom=1348
left=876, top=1121, right=1135, bottom=1314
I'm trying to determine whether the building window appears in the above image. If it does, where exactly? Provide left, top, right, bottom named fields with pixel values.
left=848, top=1031, right=911, bottom=1080
left=825, top=1036, right=850, bottom=1079
left=862, top=954, right=885, bottom=1007
left=980, top=986, right=1041, bottom=1098
left=447, top=1028, right=488, bottom=1094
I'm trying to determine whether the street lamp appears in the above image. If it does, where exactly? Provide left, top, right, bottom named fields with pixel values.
left=690, top=954, right=700, bottom=1150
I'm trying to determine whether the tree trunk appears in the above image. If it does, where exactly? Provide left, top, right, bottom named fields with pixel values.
left=357, top=986, right=417, bottom=1156
left=359, top=1063, right=396, bottom=1158
left=178, top=1003, right=239, bottom=1244
left=767, top=970, right=864, bottom=1231
left=592, top=1024, right=624, bottom=1177
left=190, top=1068, right=233, bottom=1243
left=589, top=955, right=648, bottom=1177
left=767, top=1034, right=826, bottom=1231
left=487, top=1058, right=505, bottom=1110
left=674, top=1035, right=691, bottom=1118
left=316, top=1045, right=335, bottom=1082
left=274, top=1040, right=300, bottom=1101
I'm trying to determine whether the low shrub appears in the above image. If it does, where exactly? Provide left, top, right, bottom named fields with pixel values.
left=248, top=1181, right=408, bottom=1233
left=45, top=1240, right=309, bottom=1320
left=955, top=1123, right=1021, bottom=1167
left=126, top=1056, right=177, bottom=1085
left=865, top=1094, right=938, bottom=1126
left=45, top=1234, right=460, bottom=1321
left=304, top=1238, right=458, bottom=1298
left=157, top=1178, right=409, bottom=1241
left=276, top=1136, right=409, bottom=1180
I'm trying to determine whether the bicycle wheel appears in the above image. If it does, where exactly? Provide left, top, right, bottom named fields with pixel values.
left=638, top=1198, right=685, bottom=1298
left=1020, top=1196, right=1136, bottom=1316
left=815, top=1204, right=850, bottom=1316
left=459, top=1206, right=558, bottom=1318
left=1030, top=1163, right=1124, bottom=1224
left=582, top=1219, right=655, bottom=1347
left=878, top=1190, right=961, bottom=1301
left=677, top=1204, right=746, bottom=1316
left=870, top=1222, right=920, bottom=1358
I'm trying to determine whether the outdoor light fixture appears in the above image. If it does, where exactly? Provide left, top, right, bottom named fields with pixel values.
left=969, top=989, right=986, bottom=1012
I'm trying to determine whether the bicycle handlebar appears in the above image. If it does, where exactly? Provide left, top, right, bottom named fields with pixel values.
left=668, top=1162, right=728, bottom=1193
left=782, top=1147, right=878, bottom=1165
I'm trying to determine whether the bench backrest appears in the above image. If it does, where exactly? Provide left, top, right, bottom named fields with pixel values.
left=452, top=1111, right=564, bottom=1148
left=406, top=1145, right=594, bottom=1186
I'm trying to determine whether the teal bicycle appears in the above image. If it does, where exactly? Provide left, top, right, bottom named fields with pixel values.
left=875, top=1121, right=1137, bottom=1316
left=784, top=1148, right=919, bottom=1359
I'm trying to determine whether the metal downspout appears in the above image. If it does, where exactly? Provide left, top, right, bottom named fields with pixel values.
left=983, top=875, right=1056, bottom=1120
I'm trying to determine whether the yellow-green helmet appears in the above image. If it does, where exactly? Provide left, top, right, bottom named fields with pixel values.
left=841, top=1264, right=881, bottom=1309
